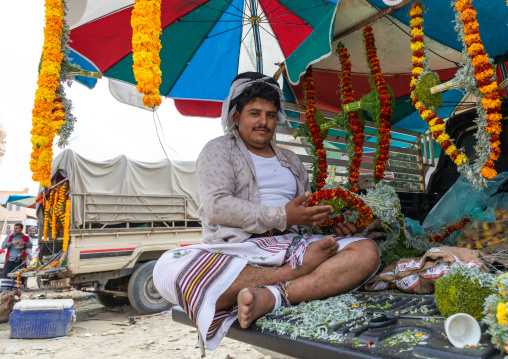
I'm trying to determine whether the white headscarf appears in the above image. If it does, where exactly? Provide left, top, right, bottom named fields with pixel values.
left=221, top=72, right=286, bottom=133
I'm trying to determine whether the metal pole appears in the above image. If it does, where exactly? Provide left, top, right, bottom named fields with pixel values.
left=1, top=215, right=8, bottom=235
left=250, top=0, right=263, bottom=73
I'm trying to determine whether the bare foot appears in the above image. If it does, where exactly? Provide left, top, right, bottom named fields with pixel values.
left=237, top=287, right=275, bottom=329
left=294, top=236, right=338, bottom=276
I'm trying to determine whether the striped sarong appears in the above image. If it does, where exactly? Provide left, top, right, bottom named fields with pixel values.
left=153, top=233, right=365, bottom=350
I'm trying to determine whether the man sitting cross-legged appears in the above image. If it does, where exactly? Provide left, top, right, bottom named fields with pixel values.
left=153, top=72, right=380, bottom=350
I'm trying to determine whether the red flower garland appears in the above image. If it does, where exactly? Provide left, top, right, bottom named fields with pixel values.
left=304, top=67, right=327, bottom=190
left=363, top=27, right=393, bottom=182
left=307, top=187, right=374, bottom=227
left=337, top=45, right=364, bottom=193
left=429, top=218, right=471, bottom=243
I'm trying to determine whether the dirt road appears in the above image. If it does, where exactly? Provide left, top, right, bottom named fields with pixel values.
left=0, top=279, right=274, bottom=359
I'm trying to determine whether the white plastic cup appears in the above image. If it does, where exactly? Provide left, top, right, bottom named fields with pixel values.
left=444, top=313, right=481, bottom=348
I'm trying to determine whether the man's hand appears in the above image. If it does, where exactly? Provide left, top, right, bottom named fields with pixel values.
left=333, top=211, right=383, bottom=237
left=286, top=191, right=333, bottom=227
left=333, top=221, right=363, bottom=237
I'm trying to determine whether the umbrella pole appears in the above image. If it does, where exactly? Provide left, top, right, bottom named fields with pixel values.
left=249, top=0, right=263, bottom=73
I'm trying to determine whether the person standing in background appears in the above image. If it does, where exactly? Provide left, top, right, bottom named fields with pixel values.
left=27, top=226, right=38, bottom=262
left=0, top=223, right=32, bottom=291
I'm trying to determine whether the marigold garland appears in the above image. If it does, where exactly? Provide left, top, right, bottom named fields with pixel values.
left=409, top=2, right=502, bottom=187
left=337, top=44, right=364, bottom=193
left=51, top=186, right=59, bottom=239
left=63, top=199, right=71, bottom=252
left=17, top=267, right=37, bottom=292
left=363, top=26, right=393, bottom=183
left=304, top=67, right=328, bottom=190
left=455, top=0, right=502, bottom=179
left=30, top=0, right=66, bottom=188
left=43, top=190, right=54, bottom=241
left=131, top=0, right=163, bottom=108
left=429, top=217, right=471, bottom=242
left=306, top=187, right=373, bottom=227
left=409, top=3, right=468, bottom=168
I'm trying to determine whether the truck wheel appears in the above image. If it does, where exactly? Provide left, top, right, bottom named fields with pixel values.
left=95, top=292, right=130, bottom=307
left=94, top=280, right=130, bottom=308
left=128, top=261, right=171, bottom=314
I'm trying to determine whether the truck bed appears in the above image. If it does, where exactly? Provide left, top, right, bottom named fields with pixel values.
left=172, top=291, right=502, bottom=359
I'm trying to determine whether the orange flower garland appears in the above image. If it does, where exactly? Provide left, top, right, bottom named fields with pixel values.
left=306, top=187, right=374, bottom=227
left=54, top=184, right=67, bottom=226
left=409, top=3, right=468, bottom=168
left=63, top=199, right=71, bottom=252
left=17, top=267, right=37, bottom=292
left=337, top=44, right=364, bottom=193
left=363, top=26, right=393, bottom=183
left=304, top=67, right=328, bottom=190
left=43, top=190, right=54, bottom=241
left=409, top=2, right=502, bottom=186
left=455, top=0, right=503, bottom=179
left=429, top=217, right=471, bottom=242
left=51, top=187, right=59, bottom=239
left=30, top=0, right=66, bottom=188
left=131, top=0, right=163, bottom=108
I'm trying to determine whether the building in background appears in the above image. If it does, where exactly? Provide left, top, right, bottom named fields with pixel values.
left=0, top=188, right=37, bottom=236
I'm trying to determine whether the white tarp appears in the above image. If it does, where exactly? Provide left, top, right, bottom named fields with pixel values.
left=42, top=149, right=200, bottom=228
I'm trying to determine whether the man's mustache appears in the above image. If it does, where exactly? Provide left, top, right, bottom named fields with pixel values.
left=252, top=126, right=270, bottom=132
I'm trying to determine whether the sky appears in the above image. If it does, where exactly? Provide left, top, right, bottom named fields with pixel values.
left=0, top=1, right=223, bottom=195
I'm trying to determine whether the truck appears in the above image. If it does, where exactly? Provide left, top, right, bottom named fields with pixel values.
left=20, top=150, right=203, bottom=314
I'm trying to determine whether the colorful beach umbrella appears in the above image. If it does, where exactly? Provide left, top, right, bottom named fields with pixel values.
left=65, top=0, right=507, bottom=133
left=65, top=0, right=338, bottom=115
left=1, top=195, right=37, bottom=209
left=284, top=0, right=508, bottom=132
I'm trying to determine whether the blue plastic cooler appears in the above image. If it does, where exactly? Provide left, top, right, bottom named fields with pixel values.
left=9, top=299, right=75, bottom=338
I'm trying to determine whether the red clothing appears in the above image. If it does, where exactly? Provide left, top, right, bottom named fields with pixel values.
left=5, top=234, right=29, bottom=261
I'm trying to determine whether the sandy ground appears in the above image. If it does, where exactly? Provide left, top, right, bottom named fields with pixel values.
left=0, top=278, right=275, bottom=359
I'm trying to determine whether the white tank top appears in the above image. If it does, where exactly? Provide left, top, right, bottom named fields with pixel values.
left=249, top=152, right=297, bottom=207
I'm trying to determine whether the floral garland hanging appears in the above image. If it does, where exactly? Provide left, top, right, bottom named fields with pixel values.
left=408, top=2, right=502, bottom=189
left=455, top=0, right=503, bottom=179
left=131, top=0, right=163, bottom=108
left=303, top=67, right=328, bottom=190
left=43, top=189, right=54, bottom=241
left=336, top=44, right=365, bottom=193
left=301, top=29, right=396, bottom=230
left=30, top=0, right=66, bottom=188
left=363, top=26, right=393, bottom=183
left=63, top=199, right=71, bottom=252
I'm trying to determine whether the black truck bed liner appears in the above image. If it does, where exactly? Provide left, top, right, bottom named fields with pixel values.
left=172, top=292, right=502, bottom=359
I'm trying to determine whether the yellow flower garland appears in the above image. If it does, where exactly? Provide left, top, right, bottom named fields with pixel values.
left=409, top=3, right=468, bottom=168
left=131, top=0, right=163, bottom=108
left=63, top=199, right=71, bottom=252
left=51, top=188, right=58, bottom=239
left=409, top=2, right=502, bottom=184
left=30, top=0, right=65, bottom=188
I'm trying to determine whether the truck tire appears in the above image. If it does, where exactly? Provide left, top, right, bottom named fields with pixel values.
left=127, top=260, right=171, bottom=314
left=94, top=282, right=130, bottom=308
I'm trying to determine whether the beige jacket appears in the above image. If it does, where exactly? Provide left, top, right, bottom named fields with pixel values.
left=197, top=129, right=311, bottom=244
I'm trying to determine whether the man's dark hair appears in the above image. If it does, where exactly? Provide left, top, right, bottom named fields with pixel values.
left=235, top=82, right=281, bottom=115
left=14, top=223, right=23, bottom=230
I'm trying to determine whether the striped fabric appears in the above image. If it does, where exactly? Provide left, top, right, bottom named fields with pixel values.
left=0, top=278, right=14, bottom=291
left=153, top=233, right=366, bottom=350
